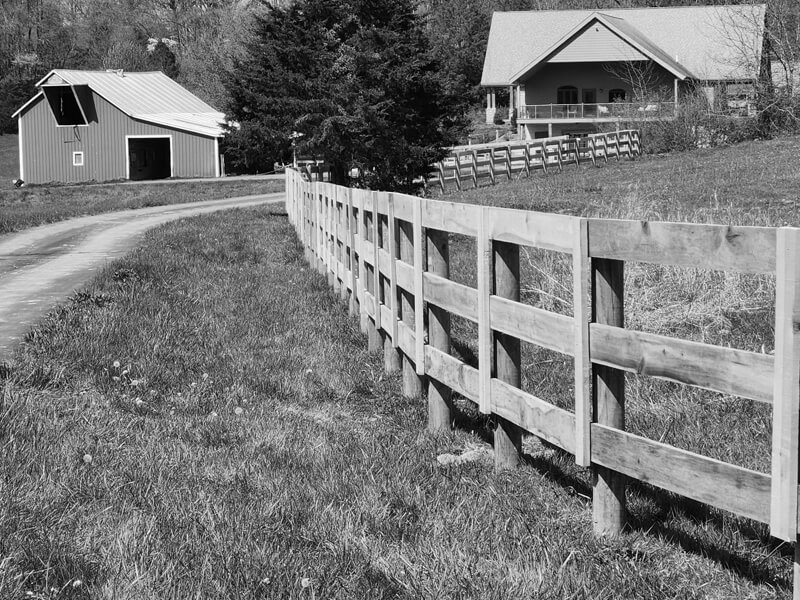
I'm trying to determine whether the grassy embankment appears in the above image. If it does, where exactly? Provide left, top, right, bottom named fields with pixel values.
left=0, top=136, right=798, bottom=598
left=0, top=134, right=18, bottom=182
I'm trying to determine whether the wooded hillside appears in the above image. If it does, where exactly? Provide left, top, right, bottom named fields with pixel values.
left=1, top=0, right=796, bottom=136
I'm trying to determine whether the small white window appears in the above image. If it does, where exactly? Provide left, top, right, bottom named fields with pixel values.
left=73, top=151, right=84, bottom=167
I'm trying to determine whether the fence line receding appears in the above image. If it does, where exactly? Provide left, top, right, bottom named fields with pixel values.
left=284, top=168, right=800, bottom=593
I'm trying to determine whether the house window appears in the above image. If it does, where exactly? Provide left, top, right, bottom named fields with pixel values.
left=73, top=151, right=84, bottom=167
left=609, top=89, right=626, bottom=102
left=557, top=86, right=578, bottom=105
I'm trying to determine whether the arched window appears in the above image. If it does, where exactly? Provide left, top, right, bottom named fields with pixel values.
left=556, top=86, right=578, bottom=105
left=609, top=89, right=626, bottom=102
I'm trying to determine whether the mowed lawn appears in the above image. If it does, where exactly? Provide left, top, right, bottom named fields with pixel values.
left=0, top=205, right=792, bottom=599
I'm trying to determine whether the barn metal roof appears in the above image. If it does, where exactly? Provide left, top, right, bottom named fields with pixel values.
left=482, top=4, right=767, bottom=86
left=15, top=70, right=226, bottom=137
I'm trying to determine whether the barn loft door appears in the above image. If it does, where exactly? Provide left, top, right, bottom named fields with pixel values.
left=128, top=137, right=171, bottom=181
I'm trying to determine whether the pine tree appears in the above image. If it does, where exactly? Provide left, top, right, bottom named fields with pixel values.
left=224, top=0, right=462, bottom=191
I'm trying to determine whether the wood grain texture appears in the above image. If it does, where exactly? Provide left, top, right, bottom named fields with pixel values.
left=590, top=324, right=773, bottom=403
left=588, top=219, right=776, bottom=273
left=486, top=206, right=574, bottom=252
left=592, top=424, right=771, bottom=524
left=413, top=197, right=425, bottom=375
left=387, top=194, right=399, bottom=348
left=424, top=346, right=479, bottom=404
left=491, top=378, right=576, bottom=455
left=478, top=207, right=492, bottom=414
left=770, top=227, right=800, bottom=541
left=421, top=199, right=480, bottom=236
left=573, top=218, right=592, bottom=467
left=423, top=273, right=478, bottom=322
left=490, top=297, right=573, bottom=355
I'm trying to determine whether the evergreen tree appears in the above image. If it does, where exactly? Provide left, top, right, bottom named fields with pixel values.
left=224, top=0, right=462, bottom=192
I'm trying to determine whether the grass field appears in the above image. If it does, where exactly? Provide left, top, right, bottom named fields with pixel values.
left=0, top=203, right=794, bottom=599
left=0, top=177, right=283, bottom=235
left=2, top=136, right=799, bottom=598
left=0, top=134, right=18, bottom=182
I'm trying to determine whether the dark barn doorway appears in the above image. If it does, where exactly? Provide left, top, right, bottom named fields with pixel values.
left=128, top=137, right=171, bottom=180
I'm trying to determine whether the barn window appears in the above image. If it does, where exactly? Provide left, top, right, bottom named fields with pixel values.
left=43, top=85, right=88, bottom=126
left=73, top=151, right=84, bottom=167
left=557, top=86, right=578, bottom=104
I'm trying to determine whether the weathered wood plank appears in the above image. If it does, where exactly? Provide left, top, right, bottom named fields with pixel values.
left=420, top=199, right=480, bottom=237
left=423, top=273, right=478, bottom=322
left=424, top=346, right=479, bottom=404
left=478, top=207, right=492, bottom=414
left=770, top=227, right=800, bottom=541
left=388, top=194, right=399, bottom=348
left=486, top=207, right=575, bottom=252
left=396, top=321, right=416, bottom=365
left=591, top=424, right=772, bottom=524
left=413, top=197, right=425, bottom=375
left=395, top=258, right=414, bottom=296
left=490, top=378, right=576, bottom=455
left=573, top=218, right=591, bottom=468
left=588, top=219, right=776, bottom=273
left=490, top=297, right=573, bottom=355
left=589, top=324, right=774, bottom=403
left=392, top=193, right=414, bottom=222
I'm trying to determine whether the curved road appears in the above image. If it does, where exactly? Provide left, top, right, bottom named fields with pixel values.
left=0, top=192, right=284, bottom=359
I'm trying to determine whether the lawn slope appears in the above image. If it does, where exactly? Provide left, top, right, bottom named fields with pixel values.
left=0, top=206, right=791, bottom=599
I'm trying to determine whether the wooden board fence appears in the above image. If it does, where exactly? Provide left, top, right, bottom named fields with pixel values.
left=430, top=130, right=641, bottom=192
left=285, top=169, right=800, bottom=596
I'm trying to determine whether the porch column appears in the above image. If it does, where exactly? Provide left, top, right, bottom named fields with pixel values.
left=486, top=88, right=497, bottom=124
left=674, top=78, right=679, bottom=116
left=508, top=85, right=514, bottom=121
left=547, top=123, right=553, bottom=138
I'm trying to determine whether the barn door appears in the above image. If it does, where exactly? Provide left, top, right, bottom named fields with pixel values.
left=128, top=137, right=171, bottom=181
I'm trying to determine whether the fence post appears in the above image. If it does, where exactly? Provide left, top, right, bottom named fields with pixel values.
left=332, top=188, right=341, bottom=295
left=574, top=219, right=591, bottom=468
left=426, top=229, right=452, bottom=430
left=493, top=233, right=523, bottom=470
left=438, top=161, right=446, bottom=194
left=347, top=188, right=358, bottom=318
left=383, top=195, right=401, bottom=373
left=399, top=216, right=423, bottom=397
left=338, top=188, right=348, bottom=303
left=365, top=198, right=381, bottom=351
left=357, top=190, right=368, bottom=334
left=592, top=257, right=627, bottom=535
left=770, top=228, right=800, bottom=548
left=505, top=145, right=512, bottom=180
left=524, top=142, right=531, bottom=178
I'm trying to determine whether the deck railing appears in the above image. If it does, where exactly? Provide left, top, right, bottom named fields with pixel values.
left=285, top=167, right=800, bottom=593
left=519, top=102, right=676, bottom=120
left=430, top=130, right=641, bottom=192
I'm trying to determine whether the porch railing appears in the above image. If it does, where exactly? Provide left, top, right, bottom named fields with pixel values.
left=519, top=102, right=676, bottom=120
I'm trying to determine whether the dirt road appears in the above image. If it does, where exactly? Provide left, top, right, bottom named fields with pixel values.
left=0, top=193, right=284, bottom=359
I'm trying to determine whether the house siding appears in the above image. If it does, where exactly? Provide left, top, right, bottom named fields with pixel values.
left=522, top=63, right=674, bottom=105
left=549, top=24, right=648, bottom=63
left=20, top=92, right=217, bottom=184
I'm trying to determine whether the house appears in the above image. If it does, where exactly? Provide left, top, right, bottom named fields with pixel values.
left=481, top=5, right=767, bottom=140
left=12, top=70, right=226, bottom=184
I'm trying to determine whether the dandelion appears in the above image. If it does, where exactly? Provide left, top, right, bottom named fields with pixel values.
left=301, top=578, right=311, bottom=588
left=202, top=373, right=209, bottom=380
left=82, top=454, right=93, bottom=464
left=134, top=398, right=144, bottom=407
left=112, top=376, right=120, bottom=382
left=121, top=369, right=129, bottom=376
left=209, top=411, right=218, bottom=418
left=72, top=579, right=82, bottom=588
left=305, top=369, right=313, bottom=375
left=234, top=407, right=243, bottom=416
left=260, top=577, right=271, bottom=585
left=130, top=379, right=140, bottom=387
left=112, top=360, right=120, bottom=369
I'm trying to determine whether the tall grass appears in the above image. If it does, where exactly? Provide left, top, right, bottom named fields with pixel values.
left=0, top=206, right=791, bottom=598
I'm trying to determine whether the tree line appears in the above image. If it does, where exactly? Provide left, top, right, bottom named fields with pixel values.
left=2, top=0, right=797, bottom=190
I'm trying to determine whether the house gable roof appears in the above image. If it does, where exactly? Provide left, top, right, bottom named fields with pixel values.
left=14, top=70, right=225, bottom=137
left=482, top=4, right=767, bottom=87
left=508, top=12, right=693, bottom=83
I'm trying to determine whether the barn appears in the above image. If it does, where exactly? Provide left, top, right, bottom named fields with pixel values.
left=12, top=69, right=226, bottom=185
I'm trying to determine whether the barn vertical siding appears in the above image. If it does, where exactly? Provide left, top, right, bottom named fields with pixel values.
left=20, top=92, right=218, bottom=184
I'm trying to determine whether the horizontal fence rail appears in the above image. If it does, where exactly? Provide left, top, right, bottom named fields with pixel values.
left=285, top=169, right=800, bottom=593
left=430, top=130, right=640, bottom=192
